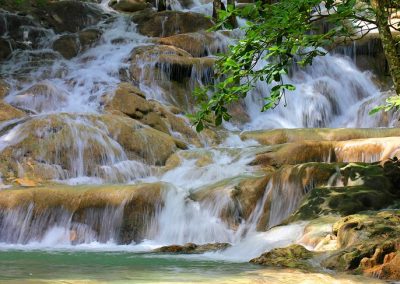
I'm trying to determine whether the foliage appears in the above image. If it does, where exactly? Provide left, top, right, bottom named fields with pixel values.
left=191, top=0, right=390, bottom=131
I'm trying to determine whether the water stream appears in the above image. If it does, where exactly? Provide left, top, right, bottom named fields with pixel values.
left=0, top=0, right=396, bottom=282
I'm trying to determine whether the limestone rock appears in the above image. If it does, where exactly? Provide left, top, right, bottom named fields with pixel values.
left=240, top=128, right=400, bottom=146
left=0, top=101, right=26, bottom=122
left=0, top=183, right=166, bottom=244
left=0, top=79, right=10, bottom=99
left=157, top=31, right=229, bottom=57
left=78, top=28, right=102, bottom=49
left=154, top=242, right=231, bottom=253
left=129, top=44, right=214, bottom=110
left=250, top=244, right=314, bottom=269
left=132, top=10, right=214, bottom=37
left=52, top=34, right=80, bottom=59
left=44, top=1, right=107, bottom=33
left=109, top=0, right=152, bottom=12
left=105, top=83, right=201, bottom=146
left=0, top=113, right=178, bottom=183
left=11, top=82, right=69, bottom=113
left=321, top=210, right=400, bottom=280
left=287, top=161, right=400, bottom=222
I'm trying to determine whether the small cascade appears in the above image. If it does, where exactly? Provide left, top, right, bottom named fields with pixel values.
left=240, top=54, right=391, bottom=130
left=0, top=201, right=126, bottom=245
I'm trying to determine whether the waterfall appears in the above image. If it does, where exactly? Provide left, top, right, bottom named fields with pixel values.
left=0, top=0, right=397, bottom=264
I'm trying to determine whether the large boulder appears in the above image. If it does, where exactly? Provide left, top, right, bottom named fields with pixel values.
left=43, top=1, right=107, bottom=33
left=157, top=31, right=230, bottom=57
left=240, top=128, right=400, bottom=146
left=104, top=83, right=201, bottom=146
left=287, top=161, right=400, bottom=222
left=0, top=113, right=179, bottom=184
left=250, top=137, right=400, bottom=167
left=0, top=183, right=166, bottom=244
left=52, top=34, right=81, bottom=59
left=132, top=10, right=214, bottom=37
left=321, top=210, right=400, bottom=280
left=250, top=244, right=314, bottom=270
left=0, top=80, right=10, bottom=99
left=129, top=44, right=214, bottom=110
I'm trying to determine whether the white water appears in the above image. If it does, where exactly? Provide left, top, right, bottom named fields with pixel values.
left=0, top=0, right=394, bottom=265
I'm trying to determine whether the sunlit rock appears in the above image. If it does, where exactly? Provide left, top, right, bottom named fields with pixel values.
left=0, top=183, right=166, bottom=244
left=129, top=44, right=214, bottom=110
left=0, top=113, right=178, bottom=183
left=241, top=128, right=400, bottom=146
left=250, top=244, right=314, bottom=270
left=287, top=161, right=400, bottom=222
left=104, top=83, right=201, bottom=146
left=157, top=31, right=230, bottom=57
left=322, top=210, right=400, bottom=280
left=10, top=82, right=69, bottom=113
left=0, top=101, right=26, bottom=122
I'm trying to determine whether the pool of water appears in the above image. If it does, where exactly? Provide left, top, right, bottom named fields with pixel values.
left=0, top=249, right=385, bottom=284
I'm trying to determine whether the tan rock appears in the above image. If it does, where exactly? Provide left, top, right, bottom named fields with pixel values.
left=110, top=0, right=152, bottom=12
left=0, top=101, right=26, bottom=122
left=132, top=10, right=214, bottom=37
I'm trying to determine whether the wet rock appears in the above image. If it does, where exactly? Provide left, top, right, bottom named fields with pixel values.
left=363, top=252, right=400, bottom=280
left=240, top=128, right=400, bottom=146
left=52, top=34, right=80, bottom=59
left=53, top=29, right=102, bottom=59
left=129, top=44, right=214, bottom=110
left=44, top=1, right=107, bottom=33
left=0, top=37, right=12, bottom=61
left=78, top=28, right=102, bottom=49
left=321, top=210, right=400, bottom=280
left=0, top=80, right=10, bottom=99
left=157, top=31, right=229, bottom=57
left=0, top=101, right=26, bottom=122
left=132, top=10, right=214, bottom=37
left=105, top=83, right=201, bottom=146
left=109, top=0, right=152, bottom=12
left=11, top=82, right=69, bottom=113
left=287, top=161, right=400, bottom=222
left=251, top=137, right=400, bottom=167
left=0, top=183, right=165, bottom=244
left=250, top=244, right=314, bottom=270
left=0, top=113, right=178, bottom=183
left=299, top=216, right=339, bottom=251
left=153, top=242, right=231, bottom=253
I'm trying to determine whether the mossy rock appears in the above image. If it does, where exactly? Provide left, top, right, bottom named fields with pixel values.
left=321, top=210, right=400, bottom=278
left=153, top=242, right=231, bottom=254
left=250, top=244, right=314, bottom=270
left=287, top=162, right=400, bottom=222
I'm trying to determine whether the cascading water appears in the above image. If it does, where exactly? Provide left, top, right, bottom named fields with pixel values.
left=0, top=0, right=398, bottom=280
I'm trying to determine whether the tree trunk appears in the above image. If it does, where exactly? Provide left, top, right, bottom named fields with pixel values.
left=158, top=0, right=167, bottom=11
left=227, top=0, right=237, bottom=28
left=372, top=0, right=400, bottom=94
left=212, top=0, right=222, bottom=20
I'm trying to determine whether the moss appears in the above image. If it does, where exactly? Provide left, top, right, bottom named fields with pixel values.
left=250, top=244, right=315, bottom=270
